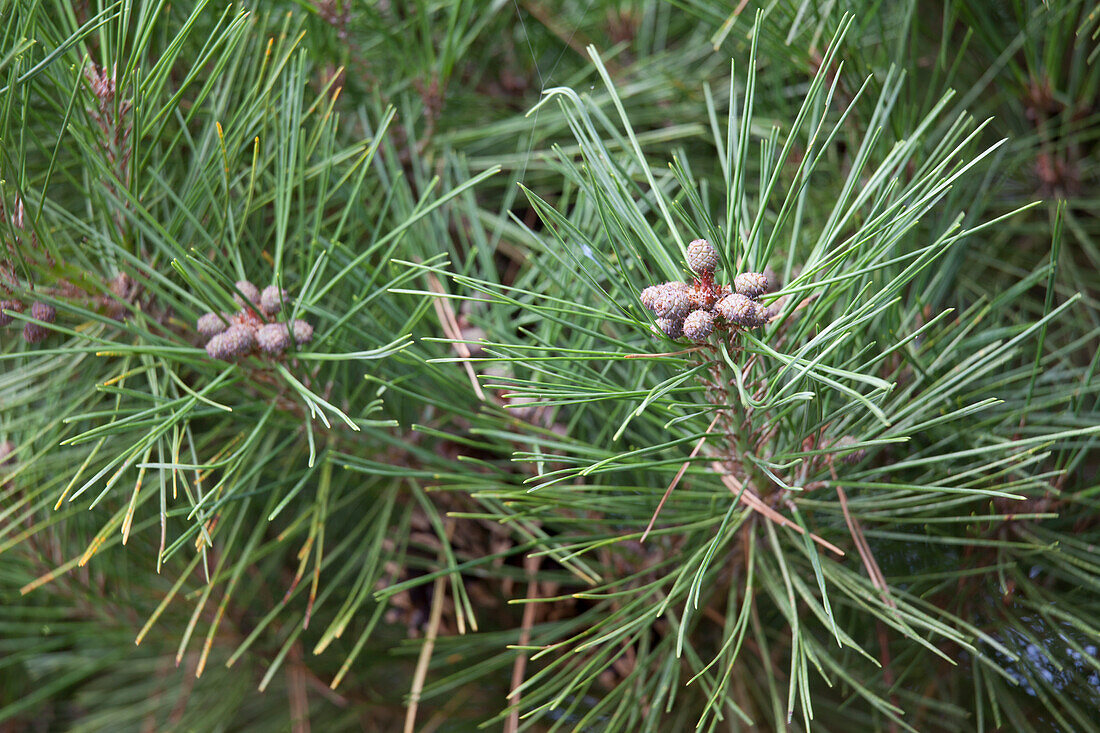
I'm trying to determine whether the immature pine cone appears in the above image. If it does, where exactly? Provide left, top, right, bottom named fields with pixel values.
left=650, top=285, right=691, bottom=320
left=734, top=271, right=769, bottom=299
left=0, top=300, right=23, bottom=327
left=257, top=323, right=291, bottom=354
left=686, top=239, right=719, bottom=276
left=22, top=322, right=48, bottom=344
left=715, top=293, right=761, bottom=328
left=640, top=284, right=663, bottom=311
left=655, top=317, right=683, bottom=339
left=233, top=280, right=260, bottom=308
left=30, top=301, right=56, bottom=324
left=682, top=310, right=714, bottom=341
left=291, top=319, right=314, bottom=345
left=197, top=312, right=229, bottom=339
left=260, top=285, right=288, bottom=315
left=205, top=324, right=256, bottom=360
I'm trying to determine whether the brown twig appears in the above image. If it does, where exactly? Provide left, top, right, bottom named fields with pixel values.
left=427, top=271, right=486, bottom=401
left=832, top=465, right=894, bottom=607
left=404, top=573, right=447, bottom=733
left=505, top=554, right=542, bottom=733
left=716, top=465, right=845, bottom=557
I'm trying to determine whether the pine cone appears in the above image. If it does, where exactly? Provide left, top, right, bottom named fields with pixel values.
left=260, top=285, right=289, bottom=315
left=655, top=317, right=683, bottom=339
left=682, top=309, right=714, bottom=341
left=30, top=301, right=56, bottom=324
left=0, top=439, right=14, bottom=465
left=291, top=319, right=314, bottom=345
left=686, top=239, right=719, bottom=276
left=734, top=271, right=768, bottom=299
left=197, top=312, right=230, bottom=339
left=640, top=284, right=663, bottom=311
left=715, top=293, right=761, bottom=328
left=257, top=323, right=291, bottom=354
left=650, top=284, right=691, bottom=320
left=233, top=280, right=260, bottom=308
left=205, top=324, right=256, bottom=360
left=22, top=322, right=48, bottom=344
left=0, top=300, right=23, bottom=327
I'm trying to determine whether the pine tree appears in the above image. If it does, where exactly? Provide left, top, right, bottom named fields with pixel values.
left=2, top=2, right=1098, bottom=731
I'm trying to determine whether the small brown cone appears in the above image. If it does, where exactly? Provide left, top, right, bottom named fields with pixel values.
left=206, top=324, right=256, bottom=360
left=22, top=322, right=48, bottom=344
left=682, top=310, right=714, bottom=341
left=291, top=319, right=314, bottom=345
left=656, top=317, right=683, bottom=339
left=197, top=312, right=229, bottom=339
left=734, top=271, right=769, bottom=299
left=234, top=280, right=260, bottom=308
left=30, top=301, right=56, bottom=324
left=0, top=300, right=23, bottom=327
left=257, top=323, right=291, bottom=354
left=651, top=285, right=691, bottom=320
left=686, top=239, right=719, bottom=276
left=715, top=293, right=761, bottom=328
left=260, top=285, right=288, bottom=315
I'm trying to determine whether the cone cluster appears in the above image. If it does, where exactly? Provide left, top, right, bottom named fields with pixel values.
left=1, top=299, right=56, bottom=344
left=639, top=239, right=771, bottom=342
left=198, top=280, right=312, bottom=361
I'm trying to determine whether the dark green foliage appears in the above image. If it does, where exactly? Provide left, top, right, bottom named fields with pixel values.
left=2, top=1, right=1098, bottom=731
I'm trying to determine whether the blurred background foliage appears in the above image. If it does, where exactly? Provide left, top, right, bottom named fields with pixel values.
left=0, top=1, right=1097, bottom=731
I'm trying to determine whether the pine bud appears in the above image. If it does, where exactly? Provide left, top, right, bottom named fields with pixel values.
left=0, top=300, right=23, bottom=327
left=22, top=322, right=48, bottom=344
left=30, top=301, right=56, bottom=324
left=205, top=324, right=256, bottom=360
left=734, top=271, right=769, bottom=299
left=715, top=293, right=761, bottom=328
left=233, top=280, right=260, bottom=308
left=257, top=323, right=291, bottom=354
left=667, top=281, right=693, bottom=296
left=197, top=312, right=229, bottom=339
left=686, top=239, right=719, bottom=276
left=291, top=319, right=314, bottom=345
left=640, top=284, right=662, bottom=311
left=260, top=285, right=289, bottom=315
left=655, top=317, right=683, bottom=339
left=682, top=309, right=714, bottom=341
left=651, top=285, right=691, bottom=320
